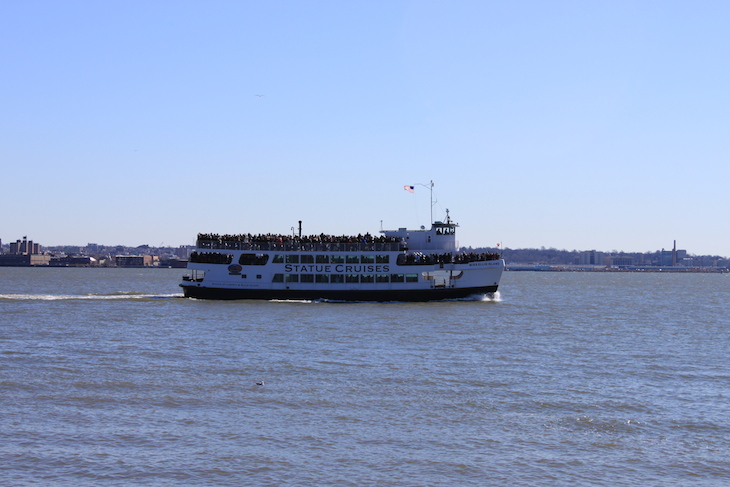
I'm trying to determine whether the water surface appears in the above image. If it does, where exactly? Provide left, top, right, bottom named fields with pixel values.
left=2, top=268, right=729, bottom=486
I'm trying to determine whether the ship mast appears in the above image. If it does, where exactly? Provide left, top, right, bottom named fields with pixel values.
left=415, top=180, right=435, bottom=223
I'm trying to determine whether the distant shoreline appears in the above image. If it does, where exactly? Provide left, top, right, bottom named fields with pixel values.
left=507, top=265, right=728, bottom=273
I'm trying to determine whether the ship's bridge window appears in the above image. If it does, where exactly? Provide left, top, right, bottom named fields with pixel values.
left=316, top=255, right=329, bottom=264
left=361, top=255, right=375, bottom=264
left=238, top=254, right=269, bottom=266
left=376, top=255, right=389, bottom=264
left=286, top=255, right=299, bottom=264
left=301, top=254, right=314, bottom=264
left=331, top=255, right=344, bottom=264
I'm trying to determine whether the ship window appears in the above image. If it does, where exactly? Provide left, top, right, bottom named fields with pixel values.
left=376, top=274, right=389, bottom=283
left=301, top=254, right=314, bottom=264
left=316, top=255, right=329, bottom=264
left=256, top=275, right=262, bottom=279
left=390, top=273, right=404, bottom=282
left=346, top=255, right=359, bottom=264
left=376, top=255, right=389, bottom=264
left=360, top=274, right=374, bottom=283
left=189, top=251, right=233, bottom=264
left=330, top=274, right=344, bottom=283
left=331, top=255, right=344, bottom=264
left=361, top=255, right=375, bottom=264
left=272, top=255, right=284, bottom=264
left=301, top=274, right=314, bottom=283
left=241, top=274, right=247, bottom=279
left=285, top=274, right=299, bottom=283
left=405, top=273, right=418, bottom=282
left=346, top=274, right=359, bottom=283
left=285, top=255, right=299, bottom=264
left=272, top=274, right=284, bottom=282
left=315, top=274, right=329, bottom=283
left=239, top=253, right=269, bottom=265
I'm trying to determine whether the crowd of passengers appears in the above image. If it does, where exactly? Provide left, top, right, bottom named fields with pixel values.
left=398, top=251, right=500, bottom=265
left=189, top=249, right=499, bottom=266
left=197, top=232, right=403, bottom=246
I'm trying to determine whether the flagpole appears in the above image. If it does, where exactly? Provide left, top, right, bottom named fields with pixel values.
left=429, top=180, right=434, bottom=223
left=405, top=180, right=435, bottom=224
left=414, top=180, right=434, bottom=224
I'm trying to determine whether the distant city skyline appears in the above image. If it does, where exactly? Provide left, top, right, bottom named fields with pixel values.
left=2, top=234, right=727, bottom=260
left=2, top=2, right=728, bottom=256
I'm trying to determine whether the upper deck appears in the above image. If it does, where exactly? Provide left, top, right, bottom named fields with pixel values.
left=196, top=227, right=409, bottom=252
left=196, top=238, right=405, bottom=252
left=196, top=213, right=461, bottom=253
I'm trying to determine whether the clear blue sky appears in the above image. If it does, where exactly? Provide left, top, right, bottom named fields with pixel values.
left=2, top=1, right=728, bottom=256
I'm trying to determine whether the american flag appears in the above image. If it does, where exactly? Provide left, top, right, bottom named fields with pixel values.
left=404, top=185, right=414, bottom=193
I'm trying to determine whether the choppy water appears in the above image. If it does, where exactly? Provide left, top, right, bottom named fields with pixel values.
left=1, top=267, right=729, bottom=486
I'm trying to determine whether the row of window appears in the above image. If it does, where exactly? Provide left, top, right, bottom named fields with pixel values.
left=271, top=254, right=389, bottom=264
left=271, top=273, right=418, bottom=283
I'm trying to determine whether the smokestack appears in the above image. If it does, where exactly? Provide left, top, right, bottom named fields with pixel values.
left=672, top=240, right=677, bottom=266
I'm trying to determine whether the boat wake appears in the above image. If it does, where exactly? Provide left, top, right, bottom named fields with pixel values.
left=265, top=291, right=503, bottom=304
left=478, top=291, right=501, bottom=302
left=0, top=293, right=184, bottom=301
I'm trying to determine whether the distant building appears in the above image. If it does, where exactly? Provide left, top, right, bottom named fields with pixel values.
left=610, top=256, right=634, bottom=267
left=175, top=245, right=194, bottom=259
left=0, top=254, right=50, bottom=266
left=115, top=255, right=155, bottom=267
left=9, top=236, right=41, bottom=255
left=579, top=250, right=604, bottom=266
left=660, top=241, right=687, bottom=266
left=50, top=255, right=98, bottom=267
left=0, top=236, right=49, bottom=265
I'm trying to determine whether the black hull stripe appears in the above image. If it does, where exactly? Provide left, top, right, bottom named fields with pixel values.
left=181, top=285, right=499, bottom=302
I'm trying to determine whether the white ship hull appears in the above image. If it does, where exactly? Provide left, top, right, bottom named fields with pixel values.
left=180, top=212, right=504, bottom=302
left=181, top=251, right=504, bottom=302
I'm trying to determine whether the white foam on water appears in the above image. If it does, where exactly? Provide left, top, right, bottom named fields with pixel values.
left=0, top=293, right=183, bottom=301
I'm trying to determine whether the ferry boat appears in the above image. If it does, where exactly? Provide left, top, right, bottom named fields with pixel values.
left=180, top=211, right=504, bottom=302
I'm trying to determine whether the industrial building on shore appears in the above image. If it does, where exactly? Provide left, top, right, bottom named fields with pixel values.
left=0, top=236, right=189, bottom=268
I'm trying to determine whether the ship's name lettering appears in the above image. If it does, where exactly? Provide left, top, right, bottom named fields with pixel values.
left=284, top=264, right=390, bottom=273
